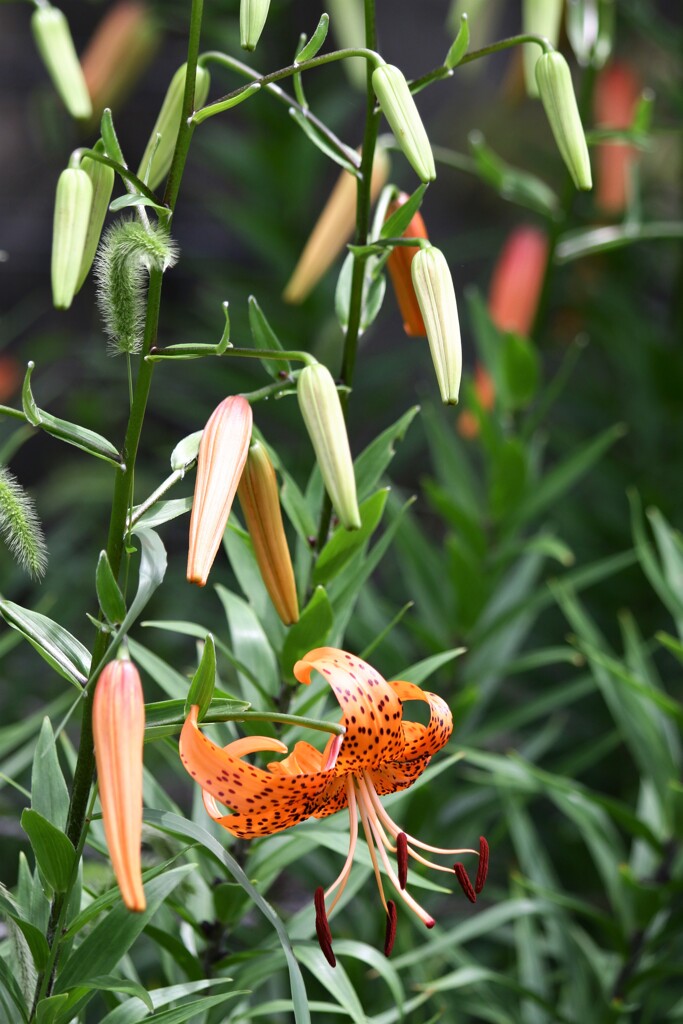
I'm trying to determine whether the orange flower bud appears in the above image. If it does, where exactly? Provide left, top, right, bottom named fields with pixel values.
left=187, top=396, right=253, bottom=586
left=283, top=148, right=390, bottom=304
left=385, top=193, right=428, bottom=337
left=93, top=659, right=146, bottom=912
left=81, top=1, right=159, bottom=119
left=594, top=62, right=641, bottom=216
left=237, top=441, right=299, bottom=625
left=457, top=364, right=495, bottom=439
left=488, top=226, right=548, bottom=337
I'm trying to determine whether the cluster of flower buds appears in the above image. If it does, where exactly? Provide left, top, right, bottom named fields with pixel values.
left=137, top=62, right=211, bottom=191
left=187, top=396, right=302, bottom=623
left=240, top=0, right=271, bottom=51
left=535, top=51, right=592, bottom=191
left=371, top=63, right=435, bottom=183
left=93, top=659, right=146, bottom=912
left=385, top=193, right=428, bottom=337
left=31, top=4, right=92, bottom=120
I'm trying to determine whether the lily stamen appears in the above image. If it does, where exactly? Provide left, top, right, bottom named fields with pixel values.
left=356, top=779, right=391, bottom=916
left=325, top=780, right=358, bottom=914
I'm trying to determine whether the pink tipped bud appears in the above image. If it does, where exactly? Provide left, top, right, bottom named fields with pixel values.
left=385, top=194, right=428, bottom=337
left=93, top=659, right=146, bottom=911
left=488, top=226, right=548, bottom=337
left=594, top=63, right=641, bottom=215
left=187, top=396, right=253, bottom=586
left=81, top=1, right=159, bottom=119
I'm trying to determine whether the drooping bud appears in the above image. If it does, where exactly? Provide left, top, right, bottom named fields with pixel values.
left=594, top=62, right=641, bottom=215
left=535, top=52, right=592, bottom=191
left=411, top=246, right=462, bottom=405
left=522, top=0, right=563, bottom=98
left=488, top=226, right=548, bottom=337
left=92, top=659, right=146, bottom=912
left=297, top=364, right=361, bottom=530
left=237, top=441, right=299, bottom=625
left=75, top=152, right=115, bottom=293
left=187, top=396, right=253, bottom=586
left=31, top=5, right=92, bottom=120
left=51, top=167, right=93, bottom=310
left=137, top=63, right=211, bottom=191
left=283, top=147, right=390, bottom=304
left=385, top=193, right=428, bottom=337
left=371, top=64, right=435, bottom=183
left=240, top=0, right=271, bottom=51
left=81, top=1, right=159, bottom=120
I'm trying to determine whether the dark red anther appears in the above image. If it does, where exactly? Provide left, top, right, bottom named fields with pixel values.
left=384, top=900, right=397, bottom=957
left=314, top=887, right=336, bottom=967
left=396, top=832, right=408, bottom=889
left=454, top=862, right=476, bottom=904
left=475, top=836, right=489, bottom=894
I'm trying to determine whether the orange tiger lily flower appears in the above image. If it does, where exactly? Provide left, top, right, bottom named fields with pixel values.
left=179, top=647, right=488, bottom=963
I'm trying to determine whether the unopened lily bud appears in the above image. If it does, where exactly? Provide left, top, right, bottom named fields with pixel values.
left=187, top=396, right=253, bottom=587
left=51, top=168, right=93, bottom=310
left=137, top=63, right=211, bottom=191
left=371, top=64, right=435, bottom=183
left=31, top=5, right=92, bottom=120
left=81, top=1, right=159, bottom=119
left=283, top=147, right=390, bottom=304
left=385, top=193, right=429, bottom=337
left=297, top=364, right=360, bottom=530
left=411, top=246, right=462, bottom=405
left=237, top=442, right=299, bottom=625
left=93, top=659, right=146, bottom=912
left=535, top=52, right=592, bottom=191
left=75, top=153, right=115, bottom=293
left=240, top=0, right=271, bottom=51
left=522, top=0, right=563, bottom=98
left=488, top=226, right=548, bottom=337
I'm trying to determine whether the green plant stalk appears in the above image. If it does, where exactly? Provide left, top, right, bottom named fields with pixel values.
left=410, top=33, right=552, bottom=94
left=33, top=0, right=206, bottom=1010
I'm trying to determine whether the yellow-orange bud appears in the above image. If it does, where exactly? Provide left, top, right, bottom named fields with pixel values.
left=283, top=148, right=390, bottom=304
left=385, top=193, right=429, bottom=337
left=93, top=659, right=146, bottom=912
left=187, top=396, right=253, bottom=586
left=237, top=442, right=299, bottom=625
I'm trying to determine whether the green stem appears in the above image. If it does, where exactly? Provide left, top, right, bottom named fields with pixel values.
left=147, top=343, right=316, bottom=364
left=78, top=148, right=162, bottom=206
left=410, top=33, right=552, bottom=94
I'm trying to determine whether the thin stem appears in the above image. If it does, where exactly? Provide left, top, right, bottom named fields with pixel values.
left=77, top=148, right=162, bottom=206
left=410, top=33, right=552, bottom=94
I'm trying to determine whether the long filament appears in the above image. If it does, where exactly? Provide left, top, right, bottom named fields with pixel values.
left=325, top=779, right=359, bottom=914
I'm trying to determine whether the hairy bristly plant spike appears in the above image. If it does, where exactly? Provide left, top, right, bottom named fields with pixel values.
left=0, top=468, right=48, bottom=579
left=95, top=220, right=178, bottom=355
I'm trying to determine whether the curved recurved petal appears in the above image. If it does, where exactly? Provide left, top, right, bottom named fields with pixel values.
left=180, top=706, right=333, bottom=837
left=368, top=753, right=431, bottom=797
left=267, top=740, right=325, bottom=777
left=388, top=679, right=453, bottom=761
left=294, top=647, right=405, bottom=771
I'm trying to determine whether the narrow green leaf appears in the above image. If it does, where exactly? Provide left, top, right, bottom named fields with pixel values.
left=109, top=193, right=167, bottom=215
left=281, top=586, right=333, bottom=680
left=314, top=489, right=389, bottom=585
left=97, top=980, right=236, bottom=1024
left=96, top=550, right=127, bottom=624
left=215, top=585, right=279, bottom=703
left=295, top=946, right=366, bottom=1024
left=399, top=648, right=466, bottom=685
left=445, top=13, right=469, bottom=68
left=35, top=995, right=69, bottom=1024
left=74, top=976, right=153, bottom=1011
left=132, top=497, right=192, bottom=530
left=184, top=634, right=215, bottom=720
left=288, top=108, right=359, bottom=173
left=21, top=808, right=75, bottom=892
left=0, top=954, right=29, bottom=1021
left=0, top=600, right=90, bottom=687
left=468, top=131, right=559, bottom=217
left=107, top=528, right=167, bottom=652
left=354, top=406, right=420, bottom=501
left=501, top=332, right=540, bottom=409
left=31, top=717, right=69, bottom=830
left=379, top=183, right=428, bottom=239
left=248, top=296, right=291, bottom=380
left=296, top=12, right=329, bottom=62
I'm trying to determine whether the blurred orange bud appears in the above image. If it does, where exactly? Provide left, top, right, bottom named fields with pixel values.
left=187, top=396, right=253, bottom=587
left=0, top=357, right=21, bottom=403
left=237, top=441, right=299, bottom=625
left=457, top=409, right=479, bottom=439
left=594, top=62, right=641, bottom=215
left=93, top=659, right=146, bottom=912
left=283, top=147, right=390, bottom=304
left=457, top=364, right=495, bottom=439
left=488, top=226, right=548, bottom=337
left=81, top=1, right=159, bottom=118
left=385, top=193, right=428, bottom=337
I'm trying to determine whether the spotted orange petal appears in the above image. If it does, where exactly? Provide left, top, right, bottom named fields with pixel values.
left=388, top=679, right=453, bottom=761
left=368, top=754, right=432, bottom=797
left=294, top=648, right=405, bottom=771
left=180, top=706, right=334, bottom=838
left=267, top=740, right=325, bottom=776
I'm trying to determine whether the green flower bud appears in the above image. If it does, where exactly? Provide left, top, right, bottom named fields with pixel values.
left=522, top=0, right=563, bottom=97
left=51, top=168, right=93, bottom=310
left=297, top=364, right=361, bottom=531
left=75, top=153, right=115, bottom=293
left=411, top=246, right=462, bottom=406
left=137, top=63, right=211, bottom=191
left=371, top=63, right=435, bottom=183
left=31, top=5, right=92, bottom=120
left=535, top=52, right=592, bottom=191
left=240, top=0, right=271, bottom=51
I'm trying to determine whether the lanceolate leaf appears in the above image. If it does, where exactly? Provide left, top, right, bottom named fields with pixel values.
left=0, top=601, right=90, bottom=687
left=31, top=717, right=69, bottom=830
left=21, top=809, right=75, bottom=892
